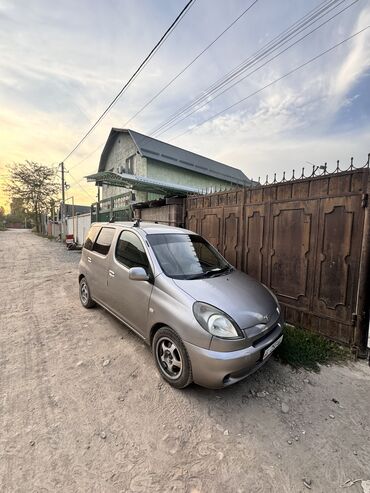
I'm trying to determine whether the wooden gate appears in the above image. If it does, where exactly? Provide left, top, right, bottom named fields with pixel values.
left=186, top=166, right=370, bottom=349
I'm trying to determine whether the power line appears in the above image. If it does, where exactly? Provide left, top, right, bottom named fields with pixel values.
left=169, top=26, right=370, bottom=142
left=150, top=0, right=355, bottom=138
left=68, top=171, right=96, bottom=200
left=121, top=0, right=259, bottom=129
left=66, top=0, right=362, bottom=184
left=149, top=0, right=340, bottom=136
left=68, top=0, right=337, bottom=172
left=68, top=143, right=104, bottom=172
left=62, top=0, right=196, bottom=163
left=67, top=0, right=259, bottom=173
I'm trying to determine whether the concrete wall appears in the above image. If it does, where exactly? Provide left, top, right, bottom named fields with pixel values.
left=48, top=222, right=61, bottom=238
left=102, top=133, right=147, bottom=202
left=66, top=213, right=91, bottom=246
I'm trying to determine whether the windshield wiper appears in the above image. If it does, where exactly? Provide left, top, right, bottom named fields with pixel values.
left=204, top=266, right=233, bottom=278
left=185, top=266, right=233, bottom=280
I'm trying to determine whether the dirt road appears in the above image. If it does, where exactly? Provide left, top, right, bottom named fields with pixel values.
left=0, top=229, right=369, bottom=493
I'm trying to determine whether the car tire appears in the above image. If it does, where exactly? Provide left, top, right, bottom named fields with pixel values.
left=153, top=327, right=193, bottom=389
left=79, top=277, right=96, bottom=308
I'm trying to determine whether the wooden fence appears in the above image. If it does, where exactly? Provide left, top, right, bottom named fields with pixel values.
left=186, top=166, right=370, bottom=351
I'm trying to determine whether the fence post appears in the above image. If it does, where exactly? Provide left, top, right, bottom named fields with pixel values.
left=110, top=197, right=114, bottom=221
left=354, top=171, right=370, bottom=356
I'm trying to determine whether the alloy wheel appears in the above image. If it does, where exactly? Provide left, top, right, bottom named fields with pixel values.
left=156, top=337, right=183, bottom=379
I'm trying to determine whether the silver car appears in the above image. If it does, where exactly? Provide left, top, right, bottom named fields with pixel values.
left=78, top=222, right=283, bottom=389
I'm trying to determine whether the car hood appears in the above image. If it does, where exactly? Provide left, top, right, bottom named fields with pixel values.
left=173, top=269, right=278, bottom=330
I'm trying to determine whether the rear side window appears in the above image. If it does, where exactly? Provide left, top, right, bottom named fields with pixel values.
left=115, top=231, right=150, bottom=270
left=84, top=225, right=101, bottom=251
left=92, top=227, right=115, bottom=256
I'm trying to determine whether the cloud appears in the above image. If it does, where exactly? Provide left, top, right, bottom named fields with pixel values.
left=331, top=6, right=370, bottom=97
left=1, top=0, right=369, bottom=206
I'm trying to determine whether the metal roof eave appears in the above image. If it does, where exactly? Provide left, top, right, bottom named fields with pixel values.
left=86, top=171, right=203, bottom=196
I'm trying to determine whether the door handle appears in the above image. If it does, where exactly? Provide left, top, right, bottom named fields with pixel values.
left=108, top=270, right=115, bottom=278
left=87, top=256, right=92, bottom=263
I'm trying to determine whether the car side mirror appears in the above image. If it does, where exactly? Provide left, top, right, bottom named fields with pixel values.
left=129, top=267, right=149, bottom=281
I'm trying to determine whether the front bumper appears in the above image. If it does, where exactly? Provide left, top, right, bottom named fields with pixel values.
left=184, top=323, right=283, bottom=389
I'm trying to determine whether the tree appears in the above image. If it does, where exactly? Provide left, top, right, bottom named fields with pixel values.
left=10, top=197, right=26, bottom=218
left=0, top=206, right=4, bottom=230
left=5, top=161, right=59, bottom=232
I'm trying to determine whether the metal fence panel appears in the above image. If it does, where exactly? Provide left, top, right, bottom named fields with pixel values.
left=186, top=167, right=370, bottom=348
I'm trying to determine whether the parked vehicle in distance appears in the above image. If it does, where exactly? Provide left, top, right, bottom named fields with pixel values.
left=78, top=221, right=283, bottom=389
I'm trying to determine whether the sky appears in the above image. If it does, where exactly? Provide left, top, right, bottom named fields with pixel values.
left=0, top=0, right=369, bottom=209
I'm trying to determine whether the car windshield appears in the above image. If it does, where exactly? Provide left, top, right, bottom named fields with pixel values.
left=147, top=233, right=232, bottom=280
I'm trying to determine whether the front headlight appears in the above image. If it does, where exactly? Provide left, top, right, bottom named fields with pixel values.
left=193, top=302, right=242, bottom=339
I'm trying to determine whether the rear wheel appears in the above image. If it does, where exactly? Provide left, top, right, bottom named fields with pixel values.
left=153, top=327, right=192, bottom=389
left=79, top=277, right=96, bottom=308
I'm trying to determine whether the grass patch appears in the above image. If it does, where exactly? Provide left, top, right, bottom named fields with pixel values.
left=275, top=324, right=351, bottom=371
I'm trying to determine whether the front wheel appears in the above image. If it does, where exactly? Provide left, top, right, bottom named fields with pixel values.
left=152, top=327, right=192, bottom=389
left=79, top=277, right=96, bottom=308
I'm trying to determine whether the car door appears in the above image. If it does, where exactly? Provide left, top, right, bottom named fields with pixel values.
left=81, top=224, right=101, bottom=291
left=88, top=226, right=116, bottom=303
left=106, top=229, right=153, bottom=336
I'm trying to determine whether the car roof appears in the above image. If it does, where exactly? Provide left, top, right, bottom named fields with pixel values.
left=92, top=221, right=195, bottom=236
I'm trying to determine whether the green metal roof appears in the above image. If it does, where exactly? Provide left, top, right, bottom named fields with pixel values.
left=86, top=171, right=205, bottom=196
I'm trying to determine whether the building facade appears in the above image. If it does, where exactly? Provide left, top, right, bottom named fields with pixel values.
left=87, top=128, right=251, bottom=204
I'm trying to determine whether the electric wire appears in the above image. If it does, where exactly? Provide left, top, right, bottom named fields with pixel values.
left=68, top=171, right=96, bottom=200
left=122, top=0, right=259, bottom=129
left=62, top=0, right=196, bottom=163
left=150, top=0, right=356, bottom=138
left=67, top=0, right=259, bottom=172
left=148, top=0, right=342, bottom=136
left=169, top=26, right=370, bottom=142
left=68, top=0, right=338, bottom=171
left=66, top=0, right=362, bottom=188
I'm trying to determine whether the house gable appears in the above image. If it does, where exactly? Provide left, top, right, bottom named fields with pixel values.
left=99, top=128, right=250, bottom=186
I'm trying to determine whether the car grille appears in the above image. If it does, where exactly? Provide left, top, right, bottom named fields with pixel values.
left=250, top=324, right=278, bottom=348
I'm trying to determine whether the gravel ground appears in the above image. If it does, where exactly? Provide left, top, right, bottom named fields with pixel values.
left=0, top=229, right=369, bottom=493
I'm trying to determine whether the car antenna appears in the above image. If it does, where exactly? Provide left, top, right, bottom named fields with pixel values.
left=133, top=218, right=141, bottom=227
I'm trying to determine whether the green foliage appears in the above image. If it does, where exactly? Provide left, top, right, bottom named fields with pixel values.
left=275, top=325, right=350, bottom=371
left=10, top=197, right=27, bottom=219
left=5, top=161, right=59, bottom=232
left=0, top=206, right=5, bottom=230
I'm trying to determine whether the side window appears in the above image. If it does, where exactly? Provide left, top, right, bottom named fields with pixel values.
left=92, top=227, right=115, bottom=256
left=115, top=231, right=150, bottom=270
left=84, top=225, right=101, bottom=251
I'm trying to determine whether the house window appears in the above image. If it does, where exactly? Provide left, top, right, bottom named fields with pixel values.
left=126, top=155, right=135, bottom=174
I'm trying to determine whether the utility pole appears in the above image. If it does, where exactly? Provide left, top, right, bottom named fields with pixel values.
left=60, top=162, right=65, bottom=241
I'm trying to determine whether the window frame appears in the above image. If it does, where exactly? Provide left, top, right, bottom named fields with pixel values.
left=125, top=155, right=135, bottom=174
left=91, top=226, right=116, bottom=257
left=114, top=229, right=154, bottom=279
left=83, top=225, right=102, bottom=251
